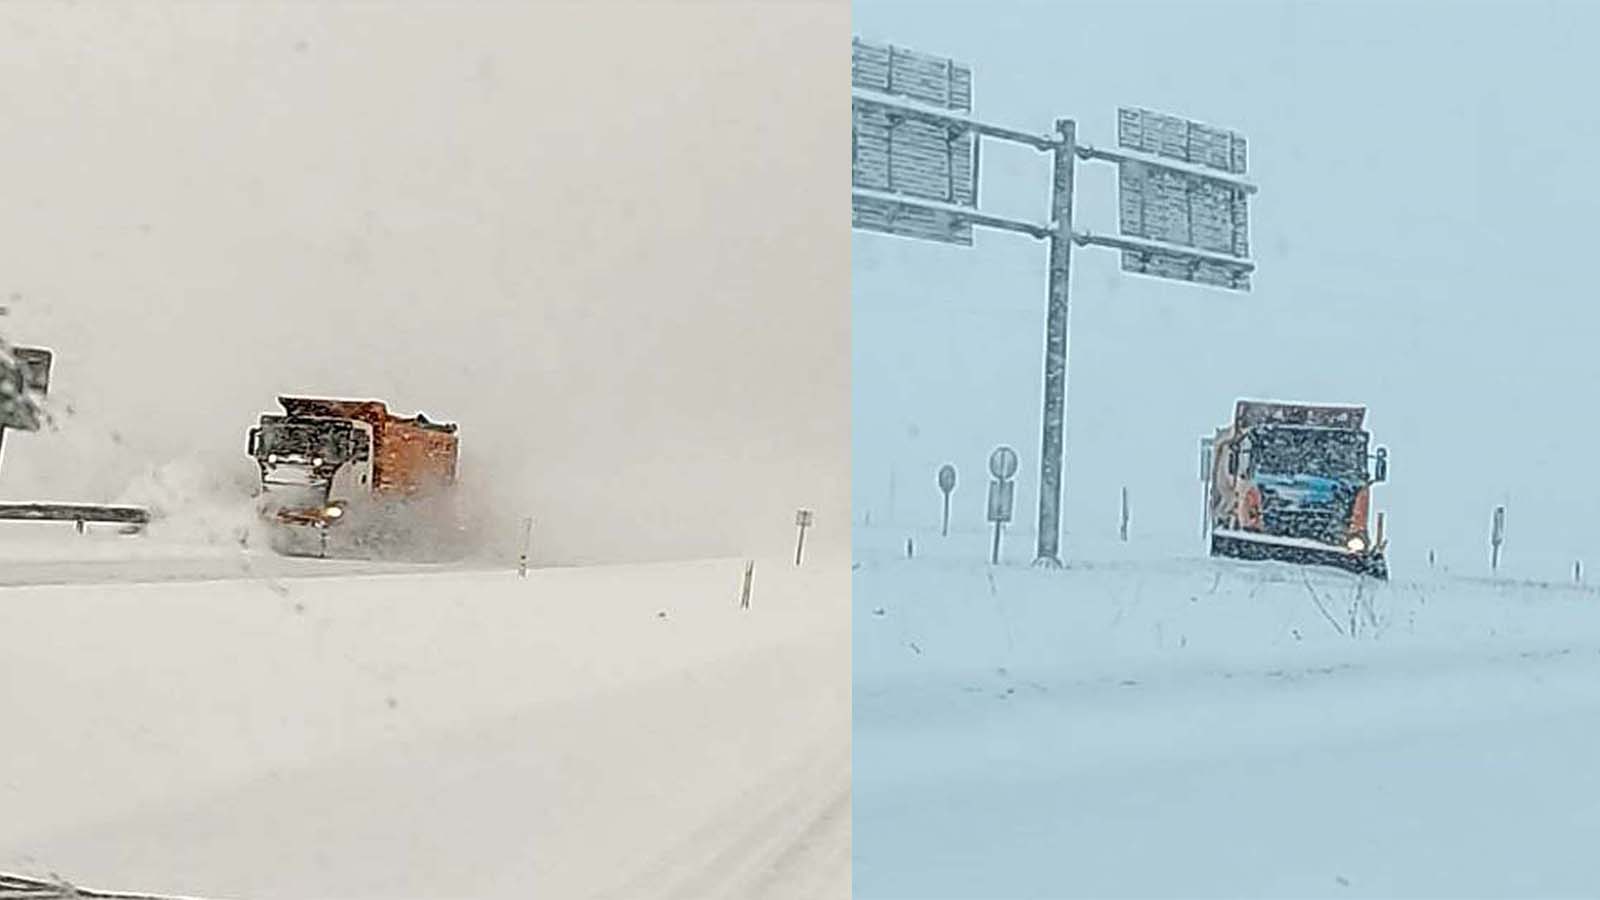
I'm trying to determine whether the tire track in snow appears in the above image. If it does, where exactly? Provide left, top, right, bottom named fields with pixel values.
left=593, top=742, right=850, bottom=900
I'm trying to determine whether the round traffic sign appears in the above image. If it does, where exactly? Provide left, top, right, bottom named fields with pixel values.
left=937, top=464, right=957, bottom=494
left=989, top=446, right=1019, bottom=481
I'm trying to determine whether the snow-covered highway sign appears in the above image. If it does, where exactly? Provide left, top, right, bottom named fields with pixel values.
left=851, top=39, right=979, bottom=246
left=1111, top=106, right=1255, bottom=291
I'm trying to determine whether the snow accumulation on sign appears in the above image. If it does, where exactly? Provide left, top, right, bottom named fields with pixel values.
left=0, top=344, right=50, bottom=431
left=851, top=38, right=978, bottom=246
left=1114, top=107, right=1253, bottom=291
left=1117, top=163, right=1250, bottom=258
left=1118, top=245, right=1252, bottom=291
left=852, top=38, right=973, bottom=113
left=1117, top=107, right=1246, bottom=175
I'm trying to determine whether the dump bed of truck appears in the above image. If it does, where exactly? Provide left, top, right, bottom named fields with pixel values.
left=1233, top=400, right=1366, bottom=431
left=276, top=397, right=458, bottom=494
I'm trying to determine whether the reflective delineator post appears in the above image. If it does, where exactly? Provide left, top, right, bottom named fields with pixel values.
left=1491, top=505, right=1506, bottom=573
left=739, top=560, right=754, bottom=609
left=794, top=508, right=814, bottom=567
left=518, top=516, right=533, bottom=578
left=938, top=464, right=957, bottom=537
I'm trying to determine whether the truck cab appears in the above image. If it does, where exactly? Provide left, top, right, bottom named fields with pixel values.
left=1205, top=400, right=1390, bottom=578
left=248, top=396, right=461, bottom=558
left=248, top=414, right=374, bottom=526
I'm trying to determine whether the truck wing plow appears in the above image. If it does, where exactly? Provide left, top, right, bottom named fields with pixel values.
left=1210, top=528, right=1388, bottom=580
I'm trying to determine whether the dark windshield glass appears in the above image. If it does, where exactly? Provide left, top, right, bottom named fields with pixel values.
left=258, top=422, right=353, bottom=462
left=1250, top=427, right=1367, bottom=480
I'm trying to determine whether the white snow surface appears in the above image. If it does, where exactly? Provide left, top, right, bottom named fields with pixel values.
left=854, top=525, right=1600, bottom=899
left=1, top=538, right=849, bottom=900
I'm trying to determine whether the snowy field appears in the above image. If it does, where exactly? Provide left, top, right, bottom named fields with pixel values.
left=0, top=531, right=849, bottom=900
left=854, top=525, right=1600, bottom=899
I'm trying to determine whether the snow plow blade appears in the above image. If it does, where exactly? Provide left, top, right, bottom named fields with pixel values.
left=1210, top=530, right=1388, bottom=580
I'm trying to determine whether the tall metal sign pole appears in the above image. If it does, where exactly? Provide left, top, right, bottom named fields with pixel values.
left=1036, top=121, right=1076, bottom=566
left=851, top=37, right=1258, bottom=569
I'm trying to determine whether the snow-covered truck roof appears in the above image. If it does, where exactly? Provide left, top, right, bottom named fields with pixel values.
left=276, top=396, right=458, bottom=434
left=273, top=396, right=459, bottom=494
left=1233, top=399, right=1366, bottom=431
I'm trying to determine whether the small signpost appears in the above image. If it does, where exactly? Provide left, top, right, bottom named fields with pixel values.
left=987, top=446, right=1018, bottom=565
left=518, top=516, right=533, bottom=578
left=1119, top=485, right=1130, bottom=542
left=1491, top=505, right=1506, bottom=572
left=794, top=508, right=815, bottom=566
left=937, top=463, right=957, bottom=536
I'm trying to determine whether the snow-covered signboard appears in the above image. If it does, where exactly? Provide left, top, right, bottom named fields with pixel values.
left=0, top=343, right=50, bottom=431
left=1117, top=163, right=1250, bottom=258
left=986, top=479, right=1014, bottom=523
left=852, top=39, right=978, bottom=246
left=1114, top=107, right=1253, bottom=291
left=852, top=38, right=972, bottom=113
left=1117, top=107, right=1246, bottom=174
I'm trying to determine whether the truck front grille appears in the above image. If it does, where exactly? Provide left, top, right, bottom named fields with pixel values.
left=1261, top=509, right=1345, bottom=544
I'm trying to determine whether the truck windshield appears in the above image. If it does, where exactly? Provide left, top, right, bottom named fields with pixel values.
left=257, top=422, right=353, bottom=462
left=1250, top=427, right=1368, bottom=481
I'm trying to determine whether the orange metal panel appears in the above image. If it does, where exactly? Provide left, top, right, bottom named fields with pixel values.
left=276, top=396, right=458, bottom=497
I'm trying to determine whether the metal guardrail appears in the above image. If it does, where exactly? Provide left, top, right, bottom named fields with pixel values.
left=0, top=503, right=151, bottom=532
left=1, top=872, right=219, bottom=900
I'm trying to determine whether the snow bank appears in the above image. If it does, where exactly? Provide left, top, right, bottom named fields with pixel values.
left=856, top=524, right=1600, bottom=681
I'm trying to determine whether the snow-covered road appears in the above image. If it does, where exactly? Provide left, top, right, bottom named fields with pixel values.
left=1, top=542, right=849, bottom=900
left=0, top=553, right=459, bottom=589
left=854, top=528, right=1600, bottom=899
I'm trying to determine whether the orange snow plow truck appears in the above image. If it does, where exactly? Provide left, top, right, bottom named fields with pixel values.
left=248, top=397, right=461, bottom=559
left=1203, top=400, right=1390, bottom=579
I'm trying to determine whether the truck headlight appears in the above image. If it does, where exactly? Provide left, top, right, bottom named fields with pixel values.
left=1346, top=536, right=1366, bottom=552
left=323, top=505, right=343, bottom=519
left=312, top=457, right=325, bottom=467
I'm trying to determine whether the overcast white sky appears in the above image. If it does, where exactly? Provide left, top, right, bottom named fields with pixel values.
left=854, top=0, right=1600, bottom=578
left=1, top=0, right=847, bottom=564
